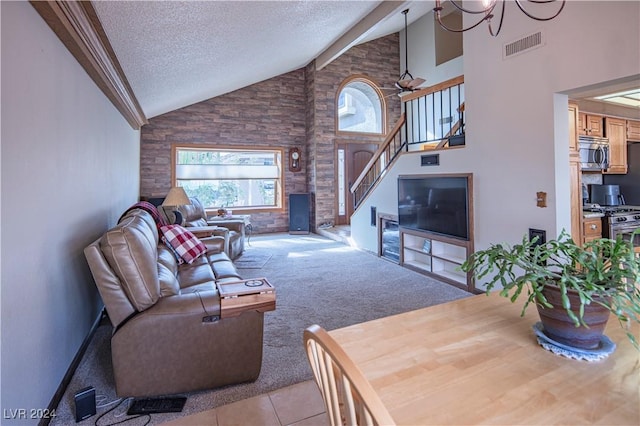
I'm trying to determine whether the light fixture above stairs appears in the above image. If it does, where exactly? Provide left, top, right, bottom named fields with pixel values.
left=395, top=9, right=425, bottom=92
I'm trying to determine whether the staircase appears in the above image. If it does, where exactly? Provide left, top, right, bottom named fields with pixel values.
left=350, top=113, right=407, bottom=209
left=350, top=75, right=465, bottom=211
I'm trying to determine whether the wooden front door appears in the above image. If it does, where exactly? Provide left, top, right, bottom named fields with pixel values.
left=336, top=143, right=379, bottom=225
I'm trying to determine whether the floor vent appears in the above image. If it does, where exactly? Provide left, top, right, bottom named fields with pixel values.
left=503, top=31, right=544, bottom=59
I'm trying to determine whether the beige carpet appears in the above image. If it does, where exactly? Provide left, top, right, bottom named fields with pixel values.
left=233, top=250, right=272, bottom=269
left=51, top=233, right=471, bottom=425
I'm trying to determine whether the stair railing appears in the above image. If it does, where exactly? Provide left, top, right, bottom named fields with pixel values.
left=435, top=102, right=465, bottom=149
left=350, top=113, right=406, bottom=209
left=350, top=75, right=465, bottom=211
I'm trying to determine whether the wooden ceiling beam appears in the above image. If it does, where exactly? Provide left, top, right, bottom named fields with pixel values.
left=315, top=1, right=408, bottom=71
left=29, top=1, right=147, bottom=129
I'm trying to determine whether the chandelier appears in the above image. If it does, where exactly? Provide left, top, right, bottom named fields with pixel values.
left=433, top=0, right=566, bottom=37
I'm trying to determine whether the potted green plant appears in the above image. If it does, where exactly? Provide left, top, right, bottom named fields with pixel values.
left=461, top=230, right=640, bottom=350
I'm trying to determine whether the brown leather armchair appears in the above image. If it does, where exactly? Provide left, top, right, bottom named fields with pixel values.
left=164, top=197, right=246, bottom=259
left=84, top=208, right=264, bottom=397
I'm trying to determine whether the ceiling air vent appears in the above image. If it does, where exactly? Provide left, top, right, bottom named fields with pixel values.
left=503, top=31, right=544, bottom=59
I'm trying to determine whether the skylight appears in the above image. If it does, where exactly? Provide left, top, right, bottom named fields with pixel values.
left=593, top=88, right=640, bottom=108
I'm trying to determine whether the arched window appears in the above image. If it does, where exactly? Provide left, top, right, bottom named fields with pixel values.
left=337, top=77, right=385, bottom=135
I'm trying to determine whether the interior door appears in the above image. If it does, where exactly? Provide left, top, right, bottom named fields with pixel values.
left=336, top=143, right=379, bottom=225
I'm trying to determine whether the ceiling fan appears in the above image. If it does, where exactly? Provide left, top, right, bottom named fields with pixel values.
left=395, top=9, right=425, bottom=92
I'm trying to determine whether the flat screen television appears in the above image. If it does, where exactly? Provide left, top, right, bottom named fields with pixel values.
left=398, top=174, right=470, bottom=240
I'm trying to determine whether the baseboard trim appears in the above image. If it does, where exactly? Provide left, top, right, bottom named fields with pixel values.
left=39, top=309, right=106, bottom=426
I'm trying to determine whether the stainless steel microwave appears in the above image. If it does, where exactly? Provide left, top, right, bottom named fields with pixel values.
left=579, top=135, right=609, bottom=171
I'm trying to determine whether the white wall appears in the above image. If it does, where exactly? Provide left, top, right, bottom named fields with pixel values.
left=463, top=0, right=639, bottom=242
left=353, top=149, right=476, bottom=251
left=399, top=11, right=463, bottom=87
left=1, top=2, right=140, bottom=420
left=353, top=2, right=639, bottom=263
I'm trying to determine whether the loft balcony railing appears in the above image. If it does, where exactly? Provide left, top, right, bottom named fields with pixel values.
left=350, top=76, right=465, bottom=211
left=403, top=75, right=464, bottom=147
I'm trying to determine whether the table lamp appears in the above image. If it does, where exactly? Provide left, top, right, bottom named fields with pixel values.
left=162, top=187, right=191, bottom=225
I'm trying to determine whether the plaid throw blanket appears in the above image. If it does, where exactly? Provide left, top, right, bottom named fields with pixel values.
left=119, top=201, right=169, bottom=231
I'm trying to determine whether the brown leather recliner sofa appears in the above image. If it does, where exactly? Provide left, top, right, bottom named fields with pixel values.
left=163, top=197, right=246, bottom=260
left=84, top=207, right=264, bottom=397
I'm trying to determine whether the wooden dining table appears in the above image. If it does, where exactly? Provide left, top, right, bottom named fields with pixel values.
left=329, top=293, right=639, bottom=425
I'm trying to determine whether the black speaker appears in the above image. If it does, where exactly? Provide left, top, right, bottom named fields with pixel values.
left=289, top=193, right=310, bottom=234
left=74, top=386, right=96, bottom=422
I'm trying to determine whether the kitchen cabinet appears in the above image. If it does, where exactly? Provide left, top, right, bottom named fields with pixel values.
left=604, top=117, right=627, bottom=174
left=568, top=102, right=579, bottom=156
left=627, top=119, right=640, bottom=142
left=578, top=112, right=603, bottom=137
left=582, top=216, right=602, bottom=244
left=570, top=159, right=583, bottom=244
left=569, top=103, right=583, bottom=245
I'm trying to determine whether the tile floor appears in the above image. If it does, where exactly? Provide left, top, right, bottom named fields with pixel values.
left=163, top=380, right=328, bottom=426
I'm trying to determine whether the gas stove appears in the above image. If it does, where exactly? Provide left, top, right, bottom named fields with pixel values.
left=583, top=204, right=640, bottom=240
left=584, top=205, right=640, bottom=243
left=608, top=211, right=640, bottom=226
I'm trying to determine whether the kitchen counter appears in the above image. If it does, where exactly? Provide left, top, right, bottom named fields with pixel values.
left=583, top=205, right=640, bottom=219
left=583, top=212, right=605, bottom=218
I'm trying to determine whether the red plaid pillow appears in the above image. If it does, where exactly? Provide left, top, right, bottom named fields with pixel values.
left=160, top=225, right=207, bottom=264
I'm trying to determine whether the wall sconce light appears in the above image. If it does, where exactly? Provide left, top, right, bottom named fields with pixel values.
left=289, top=147, right=301, bottom=172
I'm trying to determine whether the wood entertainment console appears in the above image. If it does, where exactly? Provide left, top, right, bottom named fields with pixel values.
left=396, top=172, right=475, bottom=293
left=400, top=228, right=475, bottom=293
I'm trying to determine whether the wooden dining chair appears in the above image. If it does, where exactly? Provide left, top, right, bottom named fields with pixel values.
left=304, top=324, right=395, bottom=426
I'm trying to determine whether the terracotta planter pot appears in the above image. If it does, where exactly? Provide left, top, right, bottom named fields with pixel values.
left=536, top=284, right=611, bottom=350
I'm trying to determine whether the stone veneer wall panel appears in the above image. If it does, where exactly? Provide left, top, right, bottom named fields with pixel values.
left=311, top=34, right=401, bottom=228
left=305, top=60, right=317, bottom=231
left=141, top=69, right=307, bottom=234
left=140, top=34, right=400, bottom=233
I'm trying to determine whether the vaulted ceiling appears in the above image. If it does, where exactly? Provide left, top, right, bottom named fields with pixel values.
left=91, top=1, right=435, bottom=119
left=33, top=1, right=638, bottom=126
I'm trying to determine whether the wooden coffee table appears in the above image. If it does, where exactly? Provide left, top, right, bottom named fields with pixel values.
left=216, top=278, right=275, bottom=318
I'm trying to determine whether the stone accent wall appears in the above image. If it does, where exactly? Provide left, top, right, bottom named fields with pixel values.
left=311, top=34, right=401, bottom=227
left=140, top=34, right=400, bottom=233
left=304, top=60, right=317, bottom=230
left=141, top=69, right=307, bottom=234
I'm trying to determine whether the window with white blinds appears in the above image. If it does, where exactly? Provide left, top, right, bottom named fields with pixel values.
left=173, top=146, right=283, bottom=210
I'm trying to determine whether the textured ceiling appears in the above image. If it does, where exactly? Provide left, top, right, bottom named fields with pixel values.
left=93, top=1, right=432, bottom=119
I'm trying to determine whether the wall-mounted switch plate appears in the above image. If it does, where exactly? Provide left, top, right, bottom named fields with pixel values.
left=536, top=191, right=547, bottom=207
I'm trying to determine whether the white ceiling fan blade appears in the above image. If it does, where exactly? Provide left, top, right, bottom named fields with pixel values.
left=395, top=79, right=414, bottom=90
left=408, top=78, right=426, bottom=89
left=395, top=77, right=426, bottom=91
